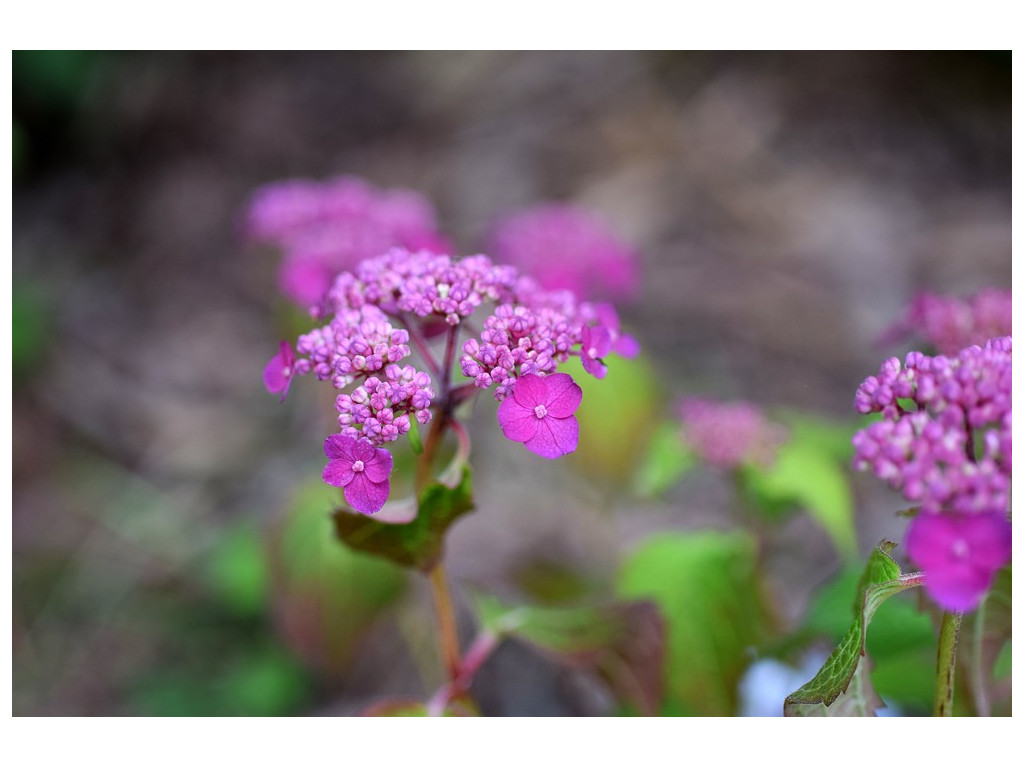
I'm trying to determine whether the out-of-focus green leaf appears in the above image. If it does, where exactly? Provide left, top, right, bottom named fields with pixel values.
left=740, top=438, right=858, bottom=560
left=993, top=641, right=1011, bottom=680
left=204, top=524, right=268, bottom=617
left=13, top=50, right=99, bottom=107
left=474, top=595, right=665, bottom=716
left=563, top=353, right=660, bottom=483
left=332, top=466, right=474, bottom=571
left=962, top=565, right=1011, bottom=715
left=616, top=531, right=772, bottom=716
left=272, top=479, right=405, bottom=674
left=633, top=422, right=695, bottom=497
left=784, top=542, right=922, bottom=716
left=870, top=646, right=935, bottom=714
left=776, top=411, right=857, bottom=464
left=12, top=283, right=51, bottom=382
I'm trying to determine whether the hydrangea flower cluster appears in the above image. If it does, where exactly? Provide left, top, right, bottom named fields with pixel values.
left=486, top=203, right=639, bottom=301
left=245, top=176, right=450, bottom=307
left=852, top=336, right=1012, bottom=611
left=677, top=398, right=787, bottom=469
left=265, top=245, right=639, bottom=513
left=880, top=288, right=1011, bottom=355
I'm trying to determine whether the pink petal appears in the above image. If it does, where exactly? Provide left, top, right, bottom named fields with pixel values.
left=923, top=562, right=995, bottom=613
left=583, top=325, right=612, bottom=358
left=263, top=341, right=294, bottom=400
left=612, top=333, right=640, bottom=358
left=352, top=438, right=377, bottom=463
left=905, top=512, right=958, bottom=569
left=511, top=373, right=547, bottom=409
left=962, top=512, right=1012, bottom=570
left=344, top=472, right=391, bottom=514
left=582, top=354, right=607, bottom=379
left=542, top=373, right=582, bottom=418
left=595, top=303, right=621, bottom=333
left=323, top=459, right=354, bottom=488
left=524, top=415, right=579, bottom=458
left=498, top=396, right=539, bottom=442
left=364, top=447, right=394, bottom=483
left=324, top=434, right=356, bottom=461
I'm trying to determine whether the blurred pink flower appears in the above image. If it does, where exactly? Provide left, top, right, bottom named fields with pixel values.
left=905, top=510, right=1011, bottom=612
left=497, top=373, right=582, bottom=458
left=263, top=340, right=296, bottom=401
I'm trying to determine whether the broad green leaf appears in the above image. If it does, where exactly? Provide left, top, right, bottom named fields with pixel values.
left=271, top=479, right=405, bottom=674
left=332, top=466, right=474, bottom=571
left=563, top=354, right=661, bottom=483
left=784, top=542, right=922, bottom=716
left=204, top=524, right=268, bottom=616
left=474, top=595, right=665, bottom=716
left=961, top=565, right=1012, bottom=715
left=616, top=531, right=772, bottom=716
left=776, top=411, right=857, bottom=464
left=633, top=422, right=695, bottom=497
left=740, top=438, right=858, bottom=560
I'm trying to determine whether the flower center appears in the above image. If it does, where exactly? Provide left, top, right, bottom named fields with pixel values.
left=951, top=537, right=969, bottom=559
left=282, top=366, right=291, bottom=377
left=352, top=460, right=365, bottom=473
left=588, top=347, right=598, bottom=359
left=534, top=404, right=548, bottom=419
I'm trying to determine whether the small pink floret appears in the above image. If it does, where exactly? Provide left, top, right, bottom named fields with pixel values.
left=322, top=434, right=393, bottom=514
left=263, top=340, right=296, bottom=402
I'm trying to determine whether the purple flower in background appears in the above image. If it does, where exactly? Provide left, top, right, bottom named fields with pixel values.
left=879, top=288, right=1012, bottom=355
left=905, top=510, right=1011, bottom=612
left=263, top=340, right=296, bottom=401
left=322, top=434, right=394, bottom=514
left=678, top=398, right=787, bottom=469
left=245, top=176, right=451, bottom=307
left=487, top=203, right=639, bottom=301
left=497, top=373, right=582, bottom=458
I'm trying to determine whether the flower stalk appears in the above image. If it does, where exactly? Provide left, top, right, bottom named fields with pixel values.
left=934, top=610, right=964, bottom=716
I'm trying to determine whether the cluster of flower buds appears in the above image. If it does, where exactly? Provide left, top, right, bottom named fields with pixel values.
left=879, top=288, right=1011, bottom=355
left=852, top=335, right=1012, bottom=611
left=677, top=398, right=787, bottom=470
left=265, top=243, right=639, bottom=514
left=244, top=176, right=450, bottom=307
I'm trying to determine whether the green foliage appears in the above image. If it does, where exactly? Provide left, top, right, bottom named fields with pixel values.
left=739, top=432, right=858, bottom=560
left=332, top=466, right=474, bottom=571
left=204, top=524, right=268, bottom=617
left=633, top=422, right=695, bottom=497
left=273, top=479, right=405, bottom=673
left=616, top=531, right=771, bottom=716
left=132, top=645, right=310, bottom=717
left=12, top=282, right=51, bottom=382
left=785, top=542, right=923, bottom=716
left=563, top=354, right=661, bottom=483
left=474, top=595, right=665, bottom=716
left=962, top=565, right=1012, bottom=714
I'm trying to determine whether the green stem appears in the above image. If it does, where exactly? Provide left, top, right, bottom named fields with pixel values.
left=934, top=610, right=964, bottom=716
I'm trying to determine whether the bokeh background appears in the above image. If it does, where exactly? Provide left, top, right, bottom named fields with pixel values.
left=12, top=51, right=1011, bottom=716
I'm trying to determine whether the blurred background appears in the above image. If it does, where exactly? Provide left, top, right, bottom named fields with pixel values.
left=12, top=51, right=1011, bottom=716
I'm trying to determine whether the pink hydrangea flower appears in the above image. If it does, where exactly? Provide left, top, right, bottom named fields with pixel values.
left=263, top=340, right=296, bottom=401
left=879, top=288, right=1012, bottom=355
left=322, top=434, right=394, bottom=514
left=678, top=398, right=787, bottom=469
left=905, top=510, right=1011, bottom=612
left=497, top=373, right=582, bottom=458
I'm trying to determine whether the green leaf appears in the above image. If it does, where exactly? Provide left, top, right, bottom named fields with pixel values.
left=473, top=595, right=665, bottom=716
left=332, top=466, right=474, bottom=571
left=616, top=531, right=772, bottom=716
left=784, top=542, right=922, bottom=716
left=740, top=437, right=858, bottom=560
left=633, top=422, right=695, bottom=497
left=562, top=353, right=661, bottom=483
left=270, top=479, right=405, bottom=674
left=204, top=524, right=268, bottom=616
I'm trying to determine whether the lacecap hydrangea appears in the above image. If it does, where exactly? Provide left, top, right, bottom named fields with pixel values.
left=852, top=336, right=1012, bottom=612
left=264, top=246, right=638, bottom=514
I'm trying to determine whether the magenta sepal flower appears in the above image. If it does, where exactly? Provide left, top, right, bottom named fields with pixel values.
left=264, top=340, right=296, bottom=401
left=497, top=373, right=582, bottom=458
left=580, top=325, right=612, bottom=378
left=323, top=434, right=394, bottom=514
left=905, top=510, right=1011, bottom=612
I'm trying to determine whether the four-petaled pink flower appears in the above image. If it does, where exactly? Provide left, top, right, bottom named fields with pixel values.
left=905, top=510, right=1011, bottom=612
left=580, top=325, right=613, bottom=378
left=323, top=434, right=394, bottom=514
left=497, top=373, right=582, bottom=458
left=263, top=340, right=296, bottom=401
